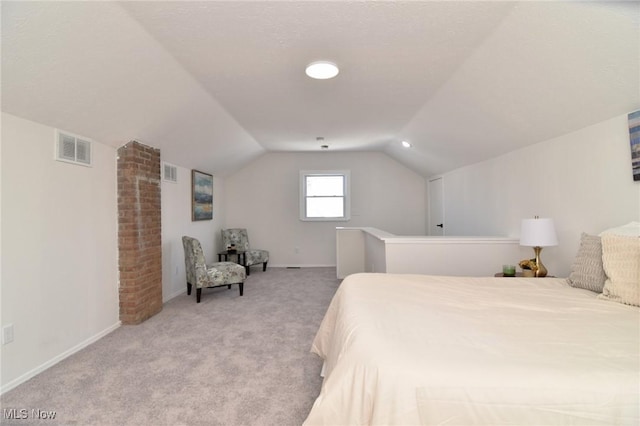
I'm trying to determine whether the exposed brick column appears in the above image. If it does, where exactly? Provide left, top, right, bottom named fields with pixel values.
left=117, top=141, right=162, bottom=325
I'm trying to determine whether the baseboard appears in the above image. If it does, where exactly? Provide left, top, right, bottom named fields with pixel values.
left=0, top=321, right=121, bottom=395
left=268, top=264, right=336, bottom=268
left=163, top=287, right=187, bottom=303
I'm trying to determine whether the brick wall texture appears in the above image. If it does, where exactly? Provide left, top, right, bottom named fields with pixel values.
left=117, top=141, right=162, bottom=325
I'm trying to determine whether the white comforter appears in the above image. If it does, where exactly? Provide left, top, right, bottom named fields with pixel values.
left=304, top=273, right=640, bottom=425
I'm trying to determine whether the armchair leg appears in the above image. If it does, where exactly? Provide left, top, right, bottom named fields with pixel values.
left=263, top=261, right=268, bottom=272
left=227, top=285, right=231, bottom=289
left=239, top=282, right=244, bottom=296
left=196, top=288, right=202, bottom=303
left=187, top=282, right=192, bottom=295
left=246, top=265, right=251, bottom=276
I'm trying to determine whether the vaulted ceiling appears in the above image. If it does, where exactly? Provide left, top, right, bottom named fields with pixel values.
left=2, top=1, right=639, bottom=177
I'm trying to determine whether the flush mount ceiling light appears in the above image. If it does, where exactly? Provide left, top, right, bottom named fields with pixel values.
left=305, top=61, right=339, bottom=79
left=401, top=140, right=412, bottom=148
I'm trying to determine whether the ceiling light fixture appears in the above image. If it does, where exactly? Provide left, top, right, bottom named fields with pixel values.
left=401, top=140, right=412, bottom=148
left=305, top=61, right=339, bottom=79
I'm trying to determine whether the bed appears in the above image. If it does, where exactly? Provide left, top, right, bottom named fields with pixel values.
left=303, top=272, right=640, bottom=425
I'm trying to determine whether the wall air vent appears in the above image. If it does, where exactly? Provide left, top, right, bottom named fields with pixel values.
left=163, top=162, right=178, bottom=183
left=55, top=130, right=92, bottom=166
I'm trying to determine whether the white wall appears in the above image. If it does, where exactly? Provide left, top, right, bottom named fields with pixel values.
left=384, top=238, right=520, bottom=276
left=161, top=166, right=225, bottom=301
left=439, top=113, right=640, bottom=277
left=1, top=113, right=120, bottom=392
left=337, top=228, right=520, bottom=278
left=224, top=152, right=426, bottom=266
left=0, top=113, right=225, bottom=393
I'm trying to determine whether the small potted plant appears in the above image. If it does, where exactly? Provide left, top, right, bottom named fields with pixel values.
left=519, top=259, right=538, bottom=277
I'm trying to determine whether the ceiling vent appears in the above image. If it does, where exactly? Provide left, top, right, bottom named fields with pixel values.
left=163, top=162, right=178, bottom=183
left=55, top=130, right=92, bottom=166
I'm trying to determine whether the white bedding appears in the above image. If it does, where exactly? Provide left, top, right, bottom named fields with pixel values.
left=304, top=273, right=640, bottom=425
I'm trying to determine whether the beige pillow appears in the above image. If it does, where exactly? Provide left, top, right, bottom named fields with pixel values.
left=566, top=233, right=606, bottom=293
left=599, top=221, right=640, bottom=237
left=598, top=234, right=640, bottom=307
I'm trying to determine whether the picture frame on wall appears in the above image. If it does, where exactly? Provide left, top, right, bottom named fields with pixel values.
left=192, top=169, right=213, bottom=221
left=629, top=110, right=640, bottom=182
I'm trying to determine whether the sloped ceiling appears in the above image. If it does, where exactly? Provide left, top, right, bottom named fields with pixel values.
left=2, top=1, right=639, bottom=177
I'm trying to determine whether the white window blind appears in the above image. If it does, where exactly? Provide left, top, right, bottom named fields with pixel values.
left=300, top=170, right=350, bottom=221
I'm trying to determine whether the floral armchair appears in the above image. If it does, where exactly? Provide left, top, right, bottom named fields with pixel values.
left=221, top=228, right=269, bottom=275
left=182, top=236, right=246, bottom=303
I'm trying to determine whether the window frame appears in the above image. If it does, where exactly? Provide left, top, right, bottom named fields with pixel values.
left=299, top=170, right=351, bottom=222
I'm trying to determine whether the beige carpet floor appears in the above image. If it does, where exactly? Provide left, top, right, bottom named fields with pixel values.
left=1, top=267, right=341, bottom=426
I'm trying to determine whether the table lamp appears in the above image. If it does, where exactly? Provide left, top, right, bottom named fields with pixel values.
left=520, top=216, right=558, bottom=277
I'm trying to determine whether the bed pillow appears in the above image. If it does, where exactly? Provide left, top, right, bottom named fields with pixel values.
left=597, top=234, right=640, bottom=307
left=566, top=233, right=606, bottom=293
left=599, top=221, right=640, bottom=237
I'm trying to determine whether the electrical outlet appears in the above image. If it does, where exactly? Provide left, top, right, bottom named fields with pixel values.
left=2, top=324, right=14, bottom=345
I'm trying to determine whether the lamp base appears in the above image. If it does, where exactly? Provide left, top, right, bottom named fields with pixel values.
left=533, top=246, right=548, bottom=277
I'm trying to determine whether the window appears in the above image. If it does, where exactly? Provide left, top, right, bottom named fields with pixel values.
left=300, top=170, right=350, bottom=221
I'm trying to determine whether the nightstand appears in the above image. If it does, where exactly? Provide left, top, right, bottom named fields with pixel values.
left=494, top=272, right=555, bottom=278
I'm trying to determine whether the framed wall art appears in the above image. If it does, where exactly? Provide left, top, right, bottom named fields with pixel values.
left=629, top=110, right=640, bottom=182
left=192, top=169, right=213, bottom=221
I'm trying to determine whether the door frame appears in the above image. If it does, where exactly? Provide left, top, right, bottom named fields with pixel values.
left=427, top=175, right=444, bottom=236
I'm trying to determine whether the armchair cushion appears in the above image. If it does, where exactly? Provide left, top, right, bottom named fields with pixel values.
left=182, top=236, right=246, bottom=302
left=246, top=249, right=269, bottom=267
left=206, top=262, right=246, bottom=286
left=221, top=228, right=269, bottom=271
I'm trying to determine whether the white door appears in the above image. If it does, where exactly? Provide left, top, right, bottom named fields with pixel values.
left=428, top=177, right=444, bottom=236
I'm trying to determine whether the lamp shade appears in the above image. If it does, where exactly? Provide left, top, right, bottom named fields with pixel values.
left=520, top=217, right=558, bottom=247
